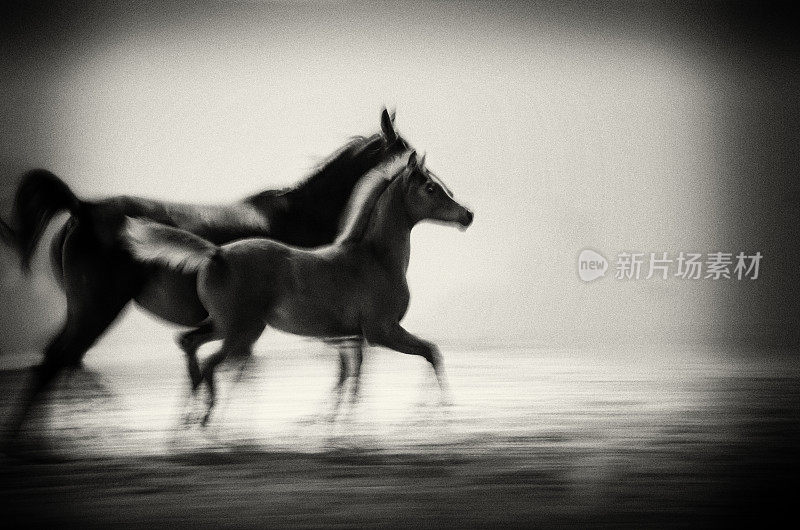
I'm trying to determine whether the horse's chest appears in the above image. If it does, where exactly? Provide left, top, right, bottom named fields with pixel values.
left=369, top=273, right=410, bottom=319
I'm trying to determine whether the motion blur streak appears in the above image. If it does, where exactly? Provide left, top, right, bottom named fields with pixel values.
left=2, top=346, right=798, bottom=526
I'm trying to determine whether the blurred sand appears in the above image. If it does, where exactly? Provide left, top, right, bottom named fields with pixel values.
left=1, top=345, right=798, bottom=527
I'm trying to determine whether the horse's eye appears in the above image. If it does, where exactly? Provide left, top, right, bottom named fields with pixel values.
left=425, top=183, right=435, bottom=194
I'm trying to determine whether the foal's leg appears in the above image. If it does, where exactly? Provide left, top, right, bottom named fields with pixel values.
left=327, top=339, right=365, bottom=420
left=339, top=340, right=365, bottom=422
left=175, top=322, right=219, bottom=426
left=348, top=341, right=365, bottom=406
left=177, top=322, right=217, bottom=389
left=196, top=324, right=264, bottom=426
left=330, top=346, right=349, bottom=415
left=365, top=323, right=451, bottom=404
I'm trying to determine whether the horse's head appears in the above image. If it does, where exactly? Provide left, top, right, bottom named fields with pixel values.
left=399, top=151, right=473, bottom=229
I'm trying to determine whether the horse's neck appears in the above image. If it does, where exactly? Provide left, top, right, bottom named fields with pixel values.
left=360, top=179, right=412, bottom=273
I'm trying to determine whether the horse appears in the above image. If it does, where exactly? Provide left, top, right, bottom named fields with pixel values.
left=124, top=149, right=473, bottom=425
left=2, top=109, right=411, bottom=434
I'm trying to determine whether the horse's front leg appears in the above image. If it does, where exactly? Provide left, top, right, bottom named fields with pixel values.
left=348, top=341, right=364, bottom=406
left=328, top=345, right=350, bottom=421
left=196, top=348, right=228, bottom=427
left=364, top=323, right=451, bottom=405
left=176, top=322, right=218, bottom=425
left=329, top=339, right=365, bottom=421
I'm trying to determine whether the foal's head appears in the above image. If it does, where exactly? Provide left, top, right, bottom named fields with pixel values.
left=399, top=152, right=473, bottom=229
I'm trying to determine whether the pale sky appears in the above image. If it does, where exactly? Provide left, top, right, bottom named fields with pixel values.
left=1, top=2, right=795, bottom=355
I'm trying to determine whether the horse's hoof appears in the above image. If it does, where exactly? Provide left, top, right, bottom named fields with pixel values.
left=181, top=411, right=198, bottom=427
left=439, top=395, right=454, bottom=408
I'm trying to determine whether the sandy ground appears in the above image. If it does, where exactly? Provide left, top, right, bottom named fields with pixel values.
left=1, top=345, right=798, bottom=528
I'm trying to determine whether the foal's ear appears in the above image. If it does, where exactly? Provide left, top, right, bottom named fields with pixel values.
left=381, top=107, right=398, bottom=142
left=407, top=150, right=418, bottom=167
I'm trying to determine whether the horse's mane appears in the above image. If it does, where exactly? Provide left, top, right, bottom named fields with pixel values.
left=334, top=151, right=410, bottom=245
left=246, top=134, right=385, bottom=202
left=306, top=134, right=384, bottom=183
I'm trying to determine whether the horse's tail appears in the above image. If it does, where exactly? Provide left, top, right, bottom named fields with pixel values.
left=0, top=217, right=14, bottom=248
left=123, top=216, right=220, bottom=273
left=10, top=169, right=84, bottom=271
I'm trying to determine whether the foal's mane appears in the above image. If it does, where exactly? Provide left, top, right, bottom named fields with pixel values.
left=334, top=151, right=410, bottom=245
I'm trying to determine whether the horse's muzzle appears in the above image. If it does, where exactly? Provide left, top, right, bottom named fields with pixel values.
left=459, top=208, right=474, bottom=229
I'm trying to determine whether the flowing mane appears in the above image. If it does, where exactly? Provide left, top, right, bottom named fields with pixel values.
left=334, top=151, right=410, bottom=245
left=305, top=135, right=385, bottom=186
left=245, top=134, right=386, bottom=202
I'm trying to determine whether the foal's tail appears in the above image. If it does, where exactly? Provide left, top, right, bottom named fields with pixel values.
left=123, top=217, right=220, bottom=273
left=8, top=169, right=83, bottom=271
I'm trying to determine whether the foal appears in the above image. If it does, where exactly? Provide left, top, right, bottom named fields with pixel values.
left=125, top=151, right=473, bottom=424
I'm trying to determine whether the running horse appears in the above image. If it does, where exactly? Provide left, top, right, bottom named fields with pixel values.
left=125, top=149, right=473, bottom=424
left=2, top=109, right=410, bottom=433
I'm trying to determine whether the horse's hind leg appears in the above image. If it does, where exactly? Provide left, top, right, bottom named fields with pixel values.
left=176, top=322, right=219, bottom=426
left=196, top=324, right=264, bottom=426
left=60, top=221, right=136, bottom=368
left=5, top=329, right=68, bottom=438
left=7, top=224, right=134, bottom=439
left=6, top=294, right=130, bottom=439
left=177, top=322, right=217, bottom=389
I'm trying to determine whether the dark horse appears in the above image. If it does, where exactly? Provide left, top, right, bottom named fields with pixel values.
left=125, top=150, right=473, bottom=424
left=2, top=109, right=410, bottom=433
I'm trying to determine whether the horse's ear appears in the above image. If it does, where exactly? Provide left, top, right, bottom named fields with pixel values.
left=407, top=150, right=418, bottom=167
left=381, top=108, right=398, bottom=142
left=418, top=153, right=426, bottom=168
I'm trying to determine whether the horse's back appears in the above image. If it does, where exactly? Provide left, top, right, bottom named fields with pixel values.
left=197, top=240, right=362, bottom=337
left=92, top=196, right=272, bottom=245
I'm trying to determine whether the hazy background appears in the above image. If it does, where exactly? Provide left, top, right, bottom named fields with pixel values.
left=1, top=0, right=798, bottom=356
